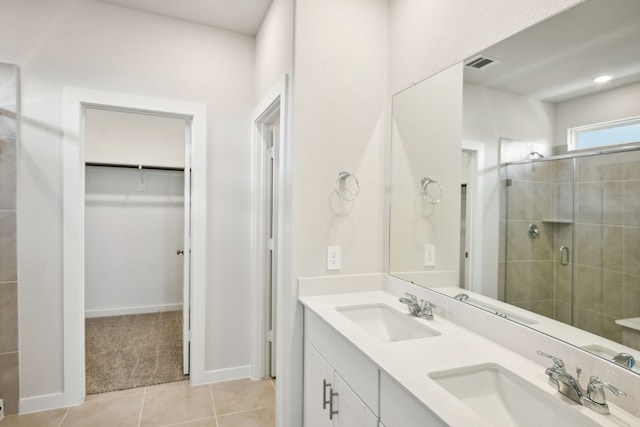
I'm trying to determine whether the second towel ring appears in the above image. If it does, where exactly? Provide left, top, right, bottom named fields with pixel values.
left=420, top=177, right=443, bottom=205
left=335, top=171, right=360, bottom=201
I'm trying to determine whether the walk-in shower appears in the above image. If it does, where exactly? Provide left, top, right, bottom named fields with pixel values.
left=499, top=146, right=640, bottom=350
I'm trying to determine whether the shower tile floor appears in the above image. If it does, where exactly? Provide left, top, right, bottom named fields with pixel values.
left=0, top=378, right=276, bottom=427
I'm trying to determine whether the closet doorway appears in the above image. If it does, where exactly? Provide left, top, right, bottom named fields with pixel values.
left=83, top=107, right=191, bottom=394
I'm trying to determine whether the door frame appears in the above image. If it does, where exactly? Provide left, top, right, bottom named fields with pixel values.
left=461, top=141, right=485, bottom=295
left=62, top=87, right=207, bottom=405
left=250, top=76, right=288, bottom=379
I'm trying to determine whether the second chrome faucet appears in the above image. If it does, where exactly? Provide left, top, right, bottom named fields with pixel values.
left=537, top=350, right=626, bottom=415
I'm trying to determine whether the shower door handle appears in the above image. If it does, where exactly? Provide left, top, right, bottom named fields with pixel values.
left=560, top=246, right=570, bottom=265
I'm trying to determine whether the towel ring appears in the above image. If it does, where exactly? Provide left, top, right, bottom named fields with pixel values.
left=335, top=171, right=360, bottom=201
left=420, top=177, right=443, bottom=205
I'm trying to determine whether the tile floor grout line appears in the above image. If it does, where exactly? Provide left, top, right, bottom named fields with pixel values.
left=215, top=404, right=276, bottom=418
left=85, top=389, right=146, bottom=402
left=137, top=386, right=147, bottom=427
left=57, top=407, right=70, bottom=427
left=208, top=383, right=218, bottom=418
left=156, top=415, right=218, bottom=427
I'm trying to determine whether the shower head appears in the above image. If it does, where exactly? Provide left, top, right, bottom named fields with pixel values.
left=529, top=151, right=544, bottom=159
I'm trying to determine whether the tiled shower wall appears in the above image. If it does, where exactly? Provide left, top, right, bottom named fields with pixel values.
left=0, top=62, right=19, bottom=415
left=570, top=152, right=640, bottom=345
left=499, top=160, right=556, bottom=316
left=500, top=151, right=640, bottom=350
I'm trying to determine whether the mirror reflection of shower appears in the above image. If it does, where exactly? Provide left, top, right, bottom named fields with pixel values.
left=500, top=145, right=640, bottom=354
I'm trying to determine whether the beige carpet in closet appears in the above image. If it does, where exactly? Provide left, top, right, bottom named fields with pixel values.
left=85, top=310, right=186, bottom=394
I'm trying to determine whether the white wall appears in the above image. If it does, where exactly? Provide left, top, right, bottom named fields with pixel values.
left=84, top=167, right=184, bottom=317
left=462, top=83, right=555, bottom=295
left=389, top=63, right=463, bottom=276
left=555, top=81, right=640, bottom=146
left=254, top=0, right=294, bottom=425
left=289, top=0, right=389, bottom=424
left=0, top=0, right=255, bottom=401
left=255, top=0, right=294, bottom=99
left=84, top=108, right=186, bottom=168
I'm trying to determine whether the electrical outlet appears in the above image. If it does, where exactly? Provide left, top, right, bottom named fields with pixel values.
left=424, top=244, right=436, bottom=267
left=327, top=245, right=341, bottom=270
left=0, top=398, right=4, bottom=421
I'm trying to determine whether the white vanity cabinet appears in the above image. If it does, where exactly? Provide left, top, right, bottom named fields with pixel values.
left=304, top=309, right=379, bottom=427
left=379, top=372, right=446, bottom=427
left=304, top=341, right=378, bottom=427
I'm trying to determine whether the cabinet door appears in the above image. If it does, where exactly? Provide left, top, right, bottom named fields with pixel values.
left=304, top=341, right=335, bottom=427
left=380, top=372, right=446, bottom=427
left=334, top=373, right=378, bottom=427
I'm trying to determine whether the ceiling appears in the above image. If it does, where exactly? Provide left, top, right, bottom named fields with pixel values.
left=463, top=0, right=640, bottom=103
left=96, top=0, right=273, bottom=36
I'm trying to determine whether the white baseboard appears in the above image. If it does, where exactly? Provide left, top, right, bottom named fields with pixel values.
left=19, top=392, right=80, bottom=415
left=191, top=365, right=251, bottom=386
left=85, top=303, right=182, bottom=318
left=19, top=365, right=252, bottom=414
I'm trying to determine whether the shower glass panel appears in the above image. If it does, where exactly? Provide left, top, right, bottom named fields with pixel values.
left=501, top=149, right=640, bottom=348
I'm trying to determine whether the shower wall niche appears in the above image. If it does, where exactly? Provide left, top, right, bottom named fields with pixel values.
left=500, top=149, right=640, bottom=349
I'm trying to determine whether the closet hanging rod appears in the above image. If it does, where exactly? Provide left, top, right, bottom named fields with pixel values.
left=85, top=162, right=184, bottom=172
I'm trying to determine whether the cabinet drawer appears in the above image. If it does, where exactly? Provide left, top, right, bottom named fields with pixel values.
left=305, top=309, right=379, bottom=415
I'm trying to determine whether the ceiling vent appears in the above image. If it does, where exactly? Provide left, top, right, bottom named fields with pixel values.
left=465, top=55, right=501, bottom=71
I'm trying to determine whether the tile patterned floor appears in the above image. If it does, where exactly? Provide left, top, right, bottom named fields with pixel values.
left=0, top=379, right=275, bottom=427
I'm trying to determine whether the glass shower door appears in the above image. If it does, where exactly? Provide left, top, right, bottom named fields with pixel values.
left=500, top=158, right=575, bottom=324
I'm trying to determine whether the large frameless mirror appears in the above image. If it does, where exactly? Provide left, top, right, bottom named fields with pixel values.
left=389, top=0, right=640, bottom=373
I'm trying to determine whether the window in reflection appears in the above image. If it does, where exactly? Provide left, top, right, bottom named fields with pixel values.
left=570, top=117, right=640, bottom=150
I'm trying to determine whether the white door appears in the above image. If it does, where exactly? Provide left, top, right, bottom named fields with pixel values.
left=267, top=120, right=280, bottom=377
left=182, top=121, right=192, bottom=375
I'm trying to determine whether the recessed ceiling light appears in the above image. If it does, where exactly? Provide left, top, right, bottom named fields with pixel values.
left=593, top=75, right=613, bottom=83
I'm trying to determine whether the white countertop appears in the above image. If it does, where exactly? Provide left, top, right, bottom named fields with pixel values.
left=433, top=286, right=640, bottom=375
left=299, top=283, right=639, bottom=427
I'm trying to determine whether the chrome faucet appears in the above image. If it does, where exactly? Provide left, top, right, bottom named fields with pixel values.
left=399, top=293, right=437, bottom=320
left=612, top=352, right=635, bottom=369
left=582, top=376, right=626, bottom=414
left=537, top=351, right=626, bottom=415
left=454, top=293, right=469, bottom=302
left=537, top=351, right=583, bottom=403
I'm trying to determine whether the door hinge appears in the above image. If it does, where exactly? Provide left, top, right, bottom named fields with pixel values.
left=505, top=178, right=513, bottom=187
left=267, top=238, right=274, bottom=251
left=268, top=146, right=275, bottom=159
left=266, top=330, right=273, bottom=342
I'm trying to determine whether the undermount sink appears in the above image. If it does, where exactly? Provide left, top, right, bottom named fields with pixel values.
left=335, top=303, right=441, bottom=342
left=429, top=363, right=600, bottom=427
